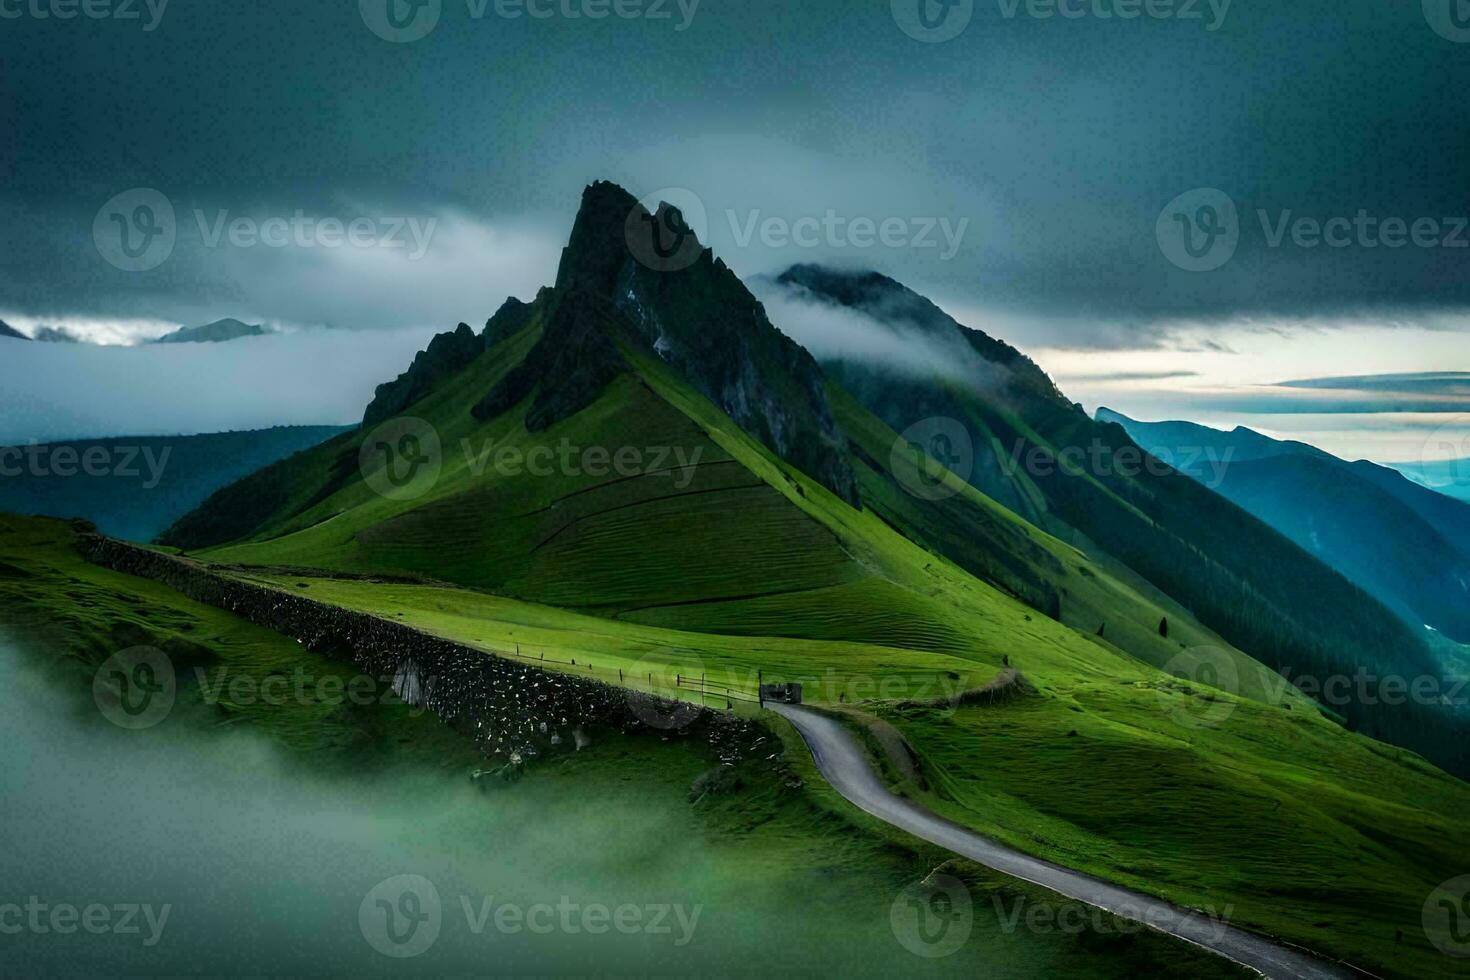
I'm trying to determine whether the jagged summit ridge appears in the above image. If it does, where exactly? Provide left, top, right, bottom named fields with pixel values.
left=544, top=182, right=859, bottom=504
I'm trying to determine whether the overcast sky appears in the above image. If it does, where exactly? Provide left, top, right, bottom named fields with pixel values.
left=2, top=0, right=1469, bottom=461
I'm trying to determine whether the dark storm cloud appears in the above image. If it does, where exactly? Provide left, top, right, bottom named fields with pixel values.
left=3, top=0, right=1470, bottom=344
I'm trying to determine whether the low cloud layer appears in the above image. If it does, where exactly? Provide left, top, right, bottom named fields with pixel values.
left=0, top=328, right=443, bottom=443
left=1, top=202, right=560, bottom=342
left=750, top=275, right=980, bottom=384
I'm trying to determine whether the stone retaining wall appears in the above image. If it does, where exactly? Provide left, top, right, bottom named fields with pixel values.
left=78, top=535, right=761, bottom=762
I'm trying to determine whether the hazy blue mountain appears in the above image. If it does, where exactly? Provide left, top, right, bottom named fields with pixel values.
left=0, top=321, right=30, bottom=341
left=1387, top=458, right=1470, bottom=506
left=1102, top=408, right=1470, bottom=643
left=1091, top=411, right=1329, bottom=466
left=0, top=425, right=349, bottom=542
left=153, top=318, right=269, bottom=344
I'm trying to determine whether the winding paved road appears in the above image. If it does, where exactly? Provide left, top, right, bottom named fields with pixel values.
left=769, top=702, right=1362, bottom=980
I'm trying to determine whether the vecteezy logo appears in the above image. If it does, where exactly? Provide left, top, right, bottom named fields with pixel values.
left=624, top=187, right=709, bottom=273
left=359, top=417, right=443, bottom=501
left=1157, top=645, right=1241, bottom=729
left=360, top=875, right=442, bottom=958
left=892, top=0, right=974, bottom=43
left=890, top=416, right=974, bottom=501
left=1417, top=415, right=1470, bottom=493
left=93, top=188, right=176, bottom=272
left=360, top=0, right=441, bottom=43
left=1156, top=188, right=1239, bottom=272
left=1424, top=0, right=1470, bottom=43
left=93, top=647, right=176, bottom=729
left=890, top=874, right=972, bottom=958
left=1424, top=875, right=1470, bottom=957
left=626, top=652, right=706, bottom=731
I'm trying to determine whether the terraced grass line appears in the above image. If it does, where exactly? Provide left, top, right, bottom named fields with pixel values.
left=530, top=481, right=770, bottom=553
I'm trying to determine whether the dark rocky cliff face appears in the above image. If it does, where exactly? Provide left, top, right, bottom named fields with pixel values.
left=482, top=294, right=539, bottom=351
left=363, top=322, right=486, bottom=427
left=471, top=289, right=630, bottom=432
left=551, top=182, right=860, bottom=505
left=366, top=294, right=544, bottom=430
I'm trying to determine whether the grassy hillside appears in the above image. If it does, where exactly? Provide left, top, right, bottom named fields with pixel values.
left=185, top=535, right=1469, bottom=979
left=0, top=513, right=1244, bottom=979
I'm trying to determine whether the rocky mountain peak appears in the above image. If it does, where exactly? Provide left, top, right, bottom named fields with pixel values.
left=548, top=182, right=859, bottom=503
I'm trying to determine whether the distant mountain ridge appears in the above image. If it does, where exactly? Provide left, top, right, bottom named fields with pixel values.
left=778, top=264, right=1066, bottom=407
left=1388, top=456, right=1470, bottom=505
left=1099, top=407, right=1470, bottom=644
left=0, top=320, right=28, bottom=341
left=153, top=318, right=269, bottom=344
left=0, top=425, right=348, bottom=542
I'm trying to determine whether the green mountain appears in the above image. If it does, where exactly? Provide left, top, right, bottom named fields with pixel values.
left=153, top=318, right=269, bottom=344
left=116, top=183, right=1470, bottom=976
left=0, top=426, right=349, bottom=542
left=160, top=186, right=1256, bottom=686
left=162, top=205, right=1465, bottom=778
left=1101, top=408, right=1470, bottom=644
left=771, top=264, right=1461, bottom=776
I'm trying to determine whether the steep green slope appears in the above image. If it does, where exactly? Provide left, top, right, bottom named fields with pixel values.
left=772, top=264, right=1465, bottom=778
left=830, top=386, right=1285, bottom=701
